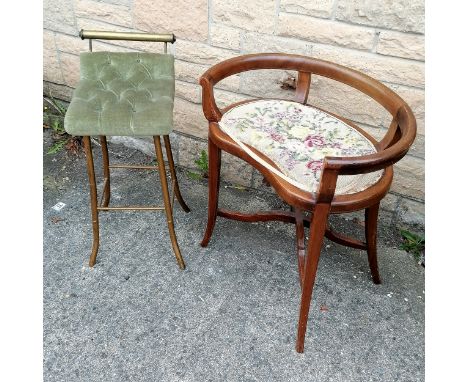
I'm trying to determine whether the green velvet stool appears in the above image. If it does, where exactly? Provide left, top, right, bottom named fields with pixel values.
left=64, top=30, right=190, bottom=269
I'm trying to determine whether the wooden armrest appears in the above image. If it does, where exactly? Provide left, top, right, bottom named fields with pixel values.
left=323, top=106, right=415, bottom=175
left=199, top=75, right=222, bottom=122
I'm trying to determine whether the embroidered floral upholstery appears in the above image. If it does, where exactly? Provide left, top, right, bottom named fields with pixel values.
left=219, top=100, right=383, bottom=195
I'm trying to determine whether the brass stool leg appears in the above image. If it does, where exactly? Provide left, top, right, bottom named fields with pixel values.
left=163, top=135, right=190, bottom=213
left=99, top=136, right=111, bottom=207
left=154, top=136, right=186, bottom=270
left=83, top=136, right=100, bottom=267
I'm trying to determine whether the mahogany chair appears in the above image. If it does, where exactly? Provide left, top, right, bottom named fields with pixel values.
left=198, top=53, right=416, bottom=352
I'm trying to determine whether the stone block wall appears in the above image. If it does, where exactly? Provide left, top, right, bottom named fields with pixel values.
left=43, top=0, right=425, bottom=228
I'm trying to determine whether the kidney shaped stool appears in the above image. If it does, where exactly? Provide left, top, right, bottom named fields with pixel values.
left=199, top=53, right=417, bottom=352
left=64, top=30, right=190, bottom=269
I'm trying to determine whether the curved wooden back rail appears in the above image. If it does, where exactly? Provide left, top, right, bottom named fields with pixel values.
left=198, top=53, right=417, bottom=353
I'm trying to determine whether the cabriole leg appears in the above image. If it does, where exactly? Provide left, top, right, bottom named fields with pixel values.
left=296, top=203, right=330, bottom=353
left=200, top=137, right=221, bottom=247
left=294, top=208, right=306, bottom=286
left=365, top=202, right=381, bottom=284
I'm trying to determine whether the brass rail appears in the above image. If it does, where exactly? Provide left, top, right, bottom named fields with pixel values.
left=96, top=161, right=176, bottom=212
left=79, top=29, right=176, bottom=43
left=108, top=164, right=158, bottom=170
left=97, top=206, right=165, bottom=211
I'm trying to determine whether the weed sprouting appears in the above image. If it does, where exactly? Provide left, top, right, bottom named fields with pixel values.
left=43, top=94, right=82, bottom=155
left=400, top=229, right=425, bottom=264
left=187, top=150, right=209, bottom=180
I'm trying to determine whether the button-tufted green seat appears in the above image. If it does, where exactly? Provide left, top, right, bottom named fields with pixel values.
left=65, top=52, right=175, bottom=136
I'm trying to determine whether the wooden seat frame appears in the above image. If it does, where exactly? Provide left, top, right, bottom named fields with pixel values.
left=198, top=53, right=416, bottom=353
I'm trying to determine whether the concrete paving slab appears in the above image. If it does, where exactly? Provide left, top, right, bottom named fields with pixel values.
left=43, top=132, right=424, bottom=381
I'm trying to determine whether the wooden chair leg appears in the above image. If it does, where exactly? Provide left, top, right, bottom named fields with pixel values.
left=296, top=203, right=330, bottom=353
left=365, top=202, right=381, bottom=284
left=99, top=136, right=110, bottom=207
left=163, top=135, right=190, bottom=213
left=83, top=136, right=100, bottom=267
left=154, top=136, right=186, bottom=270
left=200, top=137, right=222, bottom=247
left=294, top=208, right=306, bottom=286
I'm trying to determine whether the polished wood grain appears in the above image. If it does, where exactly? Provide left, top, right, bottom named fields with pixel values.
left=294, top=71, right=311, bottom=104
left=199, top=53, right=417, bottom=352
left=296, top=203, right=330, bottom=353
left=200, top=137, right=222, bottom=247
left=365, top=202, right=381, bottom=284
left=294, top=208, right=306, bottom=285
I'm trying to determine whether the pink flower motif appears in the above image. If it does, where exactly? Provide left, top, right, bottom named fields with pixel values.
left=270, top=132, right=285, bottom=143
left=304, top=134, right=326, bottom=148
left=306, top=160, right=323, bottom=172
left=285, top=157, right=297, bottom=171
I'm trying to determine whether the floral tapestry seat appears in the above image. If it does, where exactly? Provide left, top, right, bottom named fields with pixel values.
left=219, top=99, right=383, bottom=195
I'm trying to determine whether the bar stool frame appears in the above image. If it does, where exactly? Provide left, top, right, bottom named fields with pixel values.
left=78, top=30, right=190, bottom=269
